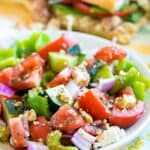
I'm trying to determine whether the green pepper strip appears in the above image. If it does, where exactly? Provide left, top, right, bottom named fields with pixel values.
left=47, top=130, right=78, bottom=150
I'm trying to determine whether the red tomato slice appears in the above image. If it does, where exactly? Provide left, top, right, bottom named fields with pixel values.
left=9, top=117, right=26, bottom=148
left=30, top=117, right=52, bottom=144
left=77, top=89, right=109, bottom=120
left=50, top=105, right=85, bottom=133
left=38, top=33, right=77, bottom=60
left=21, top=53, right=44, bottom=73
left=114, top=10, right=137, bottom=17
left=13, top=68, right=43, bottom=90
left=0, top=54, right=44, bottom=90
left=0, top=67, right=18, bottom=85
left=73, top=0, right=136, bottom=18
left=94, top=46, right=127, bottom=63
left=109, top=101, right=145, bottom=128
left=46, top=67, right=72, bottom=88
left=73, top=0, right=91, bottom=14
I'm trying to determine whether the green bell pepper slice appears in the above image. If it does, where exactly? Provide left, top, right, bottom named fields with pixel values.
left=93, top=65, right=113, bottom=82
left=27, top=87, right=51, bottom=118
left=0, top=48, right=16, bottom=60
left=110, top=67, right=140, bottom=94
left=67, top=45, right=86, bottom=64
left=132, top=81, right=146, bottom=100
left=12, top=32, right=51, bottom=58
left=41, top=71, right=55, bottom=86
left=47, top=130, right=78, bottom=150
left=115, top=59, right=135, bottom=74
left=138, top=75, right=150, bottom=90
left=0, top=57, right=19, bottom=70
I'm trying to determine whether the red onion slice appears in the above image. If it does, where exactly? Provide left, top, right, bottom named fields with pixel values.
left=97, top=78, right=115, bottom=92
left=27, top=141, right=48, bottom=150
left=71, top=128, right=96, bottom=150
left=0, top=83, right=15, bottom=97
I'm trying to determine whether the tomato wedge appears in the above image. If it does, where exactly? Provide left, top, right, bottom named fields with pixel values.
left=9, top=117, right=26, bottom=148
left=46, top=67, right=72, bottom=88
left=77, top=89, right=109, bottom=120
left=50, top=105, right=85, bottom=133
left=0, top=54, right=44, bottom=90
left=38, top=33, right=77, bottom=60
left=94, top=46, right=127, bottom=63
left=30, top=117, right=52, bottom=144
left=109, top=101, right=145, bottom=128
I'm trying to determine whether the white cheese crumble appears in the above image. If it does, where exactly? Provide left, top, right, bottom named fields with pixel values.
left=94, top=126, right=126, bottom=149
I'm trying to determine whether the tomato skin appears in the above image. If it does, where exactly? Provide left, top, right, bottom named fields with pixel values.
left=0, top=67, right=18, bottom=85
left=77, top=89, right=109, bottom=120
left=21, top=53, right=44, bottom=73
left=109, top=102, right=145, bottom=128
left=13, top=68, right=43, bottom=90
left=46, top=68, right=72, bottom=88
left=9, top=117, right=27, bottom=148
left=94, top=46, right=127, bottom=63
left=0, top=54, right=44, bottom=90
left=38, top=34, right=77, bottom=60
left=50, top=105, right=85, bottom=133
left=30, top=117, right=52, bottom=144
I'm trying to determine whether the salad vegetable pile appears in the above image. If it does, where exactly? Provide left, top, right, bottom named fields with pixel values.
left=0, top=32, right=149, bottom=150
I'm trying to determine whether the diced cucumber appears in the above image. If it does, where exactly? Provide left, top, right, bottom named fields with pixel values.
left=93, top=65, right=113, bottom=82
left=89, top=61, right=106, bottom=82
left=67, top=45, right=86, bottom=64
left=2, top=100, right=24, bottom=123
left=67, top=45, right=81, bottom=55
left=46, top=85, right=73, bottom=112
left=48, top=52, right=78, bottom=73
left=27, top=87, right=51, bottom=118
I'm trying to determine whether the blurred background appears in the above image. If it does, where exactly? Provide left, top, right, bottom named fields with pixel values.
left=0, top=0, right=150, bottom=64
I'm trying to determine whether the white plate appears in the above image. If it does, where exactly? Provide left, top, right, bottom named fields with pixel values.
left=0, top=30, right=150, bottom=150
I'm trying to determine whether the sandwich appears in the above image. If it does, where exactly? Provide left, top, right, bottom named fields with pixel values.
left=0, top=0, right=50, bottom=27
left=48, top=0, right=150, bottom=44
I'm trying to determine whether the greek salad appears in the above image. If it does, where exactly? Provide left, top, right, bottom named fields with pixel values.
left=0, top=32, right=149, bottom=150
